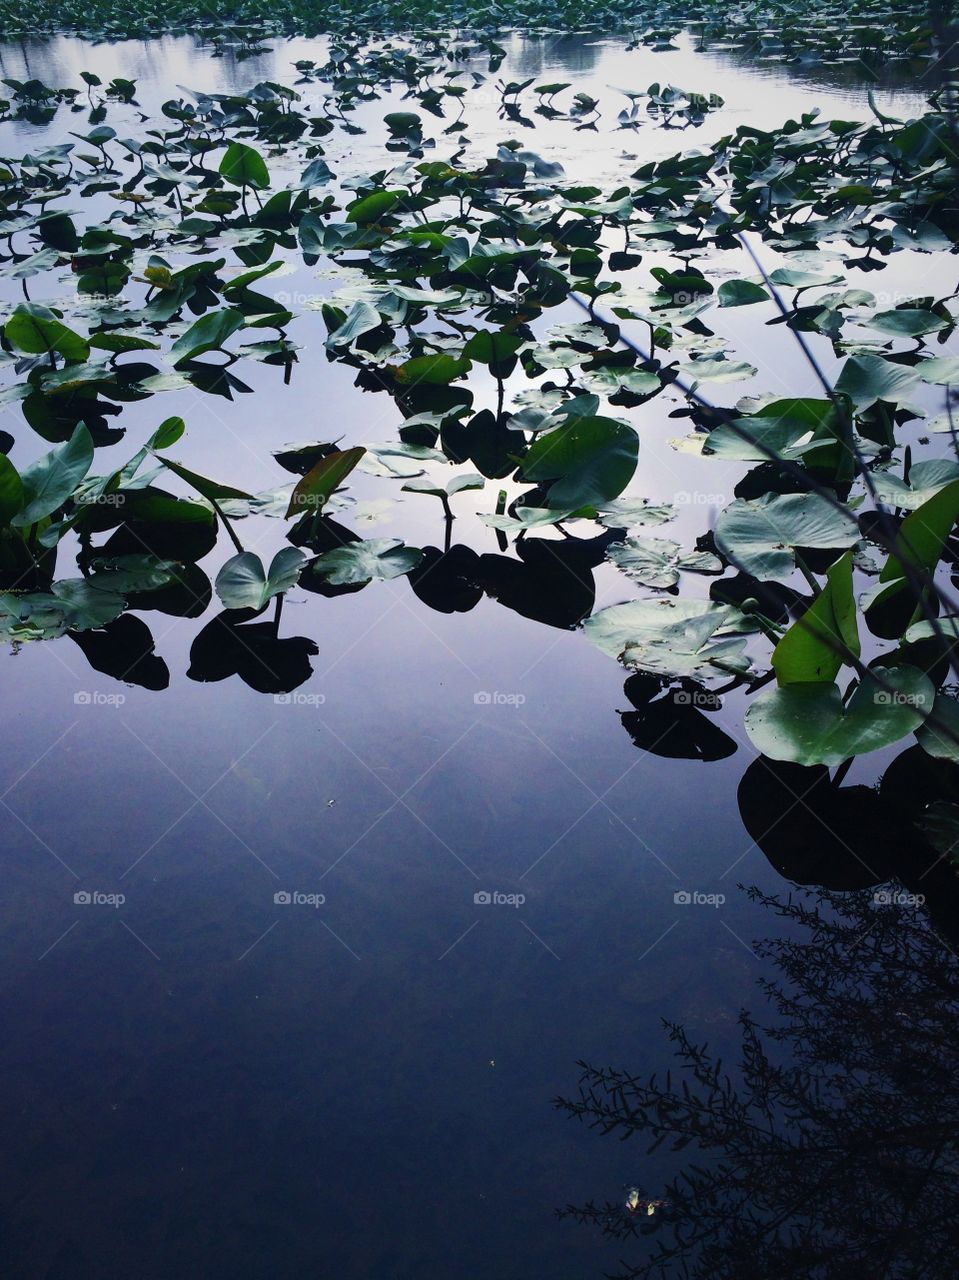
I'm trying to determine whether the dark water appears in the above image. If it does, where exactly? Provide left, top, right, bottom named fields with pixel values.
left=0, top=28, right=956, bottom=1280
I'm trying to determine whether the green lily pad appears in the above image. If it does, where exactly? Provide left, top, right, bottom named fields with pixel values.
left=310, top=538, right=423, bottom=586
left=744, top=667, right=934, bottom=765
left=521, top=416, right=638, bottom=510
left=715, top=492, right=858, bottom=580
left=606, top=537, right=721, bottom=589
left=584, top=599, right=753, bottom=678
left=215, top=547, right=306, bottom=611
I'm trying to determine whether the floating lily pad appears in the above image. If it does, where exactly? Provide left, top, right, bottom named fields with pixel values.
left=744, top=668, right=934, bottom=765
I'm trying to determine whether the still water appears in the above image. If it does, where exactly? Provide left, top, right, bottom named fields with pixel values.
left=0, top=27, right=956, bottom=1279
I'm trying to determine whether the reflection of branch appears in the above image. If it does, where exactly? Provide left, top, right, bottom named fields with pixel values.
left=556, top=887, right=959, bottom=1279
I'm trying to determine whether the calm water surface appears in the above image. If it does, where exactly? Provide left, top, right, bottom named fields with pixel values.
left=0, top=29, right=955, bottom=1279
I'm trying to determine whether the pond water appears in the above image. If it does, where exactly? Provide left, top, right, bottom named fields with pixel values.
left=0, top=26, right=957, bottom=1279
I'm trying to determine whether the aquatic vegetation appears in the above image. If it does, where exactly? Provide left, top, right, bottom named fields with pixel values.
left=0, top=0, right=951, bottom=76
left=0, top=21, right=957, bottom=775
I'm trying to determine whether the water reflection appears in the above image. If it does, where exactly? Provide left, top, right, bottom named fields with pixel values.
left=557, top=875, right=959, bottom=1278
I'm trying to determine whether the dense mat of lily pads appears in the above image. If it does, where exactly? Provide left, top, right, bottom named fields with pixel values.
left=0, top=0, right=951, bottom=71
left=1, top=32, right=959, bottom=777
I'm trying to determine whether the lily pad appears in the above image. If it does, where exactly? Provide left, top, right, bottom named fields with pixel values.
left=584, top=599, right=753, bottom=679
left=744, top=667, right=934, bottom=765
left=310, top=538, right=423, bottom=585
left=215, top=548, right=305, bottom=611
left=715, top=492, right=858, bottom=580
left=606, top=537, right=722, bottom=589
left=521, top=416, right=638, bottom=510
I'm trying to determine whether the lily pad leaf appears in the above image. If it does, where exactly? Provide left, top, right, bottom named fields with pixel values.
left=219, top=142, right=270, bottom=190
left=863, top=480, right=959, bottom=617
left=584, top=599, right=753, bottom=679
left=521, top=416, right=638, bottom=510
left=89, top=333, right=161, bottom=354
left=5, top=303, right=89, bottom=363
left=169, top=308, right=245, bottom=365
left=873, top=458, right=959, bottom=509
left=346, top=189, right=403, bottom=225
left=595, top=499, right=675, bottom=529
left=215, top=547, right=305, bottom=611
left=715, top=493, right=858, bottom=581
left=915, top=692, right=959, bottom=762
left=916, top=356, right=959, bottom=385
left=325, top=300, right=382, bottom=350
left=480, top=506, right=579, bottom=533
left=12, top=423, right=94, bottom=527
left=717, top=280, right=769, bottom=307
left=835, top=355, right=925, bottom=414
left=0, top=454, right=24, bottom=526
left=866, top=308, right=949, bottom=338
left=310, top=538, right=423, bottom=586
left=704, top=398, right=848, bottom=470
left=744, top=667, right=934, bottom=766
left=394, top=354, right=471, bottom=386
left=606, top=537, right=721, bottom=589
left=683, top=355, right=757, bottom=384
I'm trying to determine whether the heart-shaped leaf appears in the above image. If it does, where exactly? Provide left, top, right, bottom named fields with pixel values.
left=606, top=537, right=721, bottom=589
left=309, top=538, right=423, bottom=586
left=12, top=423, right=94, bottom=527
left=215, top=547, right=305, bottom=611
left=772, top=551, right=859, bottom=684
left=715, top=493, right=858, bottom=580
left=5, top=302, right=89, bottom=363
left=584, top=599, right=753, bottom=678
left=521, top=416, right=638, bottom=510
left=219, top=142, right=270, bottom=190
left=744, top=667, right=933, bottom=765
